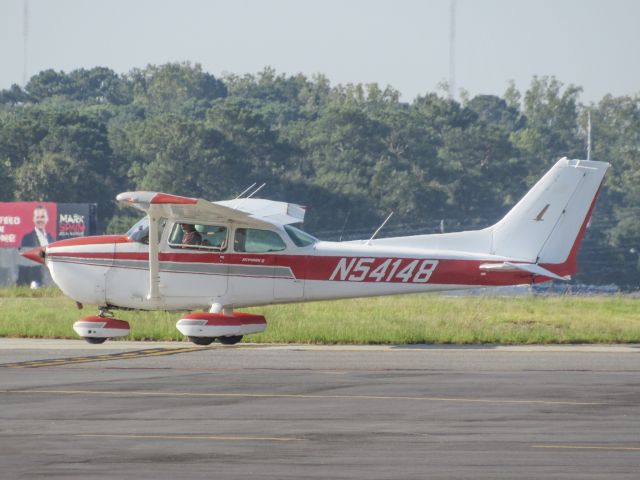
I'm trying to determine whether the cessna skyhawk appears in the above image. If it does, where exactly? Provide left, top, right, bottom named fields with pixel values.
left=22, top=158, right=609, bottom=345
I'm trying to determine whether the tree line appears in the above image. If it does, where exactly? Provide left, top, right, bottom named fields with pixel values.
left=0, top=63, right=638, bottom=288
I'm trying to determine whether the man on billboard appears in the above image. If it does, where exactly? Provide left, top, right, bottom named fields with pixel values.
left=17, top=205, right=55, bottom=286
left=20, top=205, right=54, bottom=248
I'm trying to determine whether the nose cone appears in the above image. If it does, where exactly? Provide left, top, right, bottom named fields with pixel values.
left=21, top=246, right=46, bottom=265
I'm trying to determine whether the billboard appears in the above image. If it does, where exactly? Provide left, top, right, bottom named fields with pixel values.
left=56, top=203, right=98, bottom=240
left=0, top=202, right=98, bottom=286
left=0, top=202, right=58, bottom=248
left=0, top=202, right=98, bottom=247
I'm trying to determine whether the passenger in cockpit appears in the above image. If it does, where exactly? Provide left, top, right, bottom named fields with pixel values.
left=181, top=224, right=201, bottom=246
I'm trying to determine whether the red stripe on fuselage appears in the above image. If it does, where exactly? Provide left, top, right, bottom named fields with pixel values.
left=47, top=235, right=131, bottom=248
left=46, top=249, right=534, bottom=286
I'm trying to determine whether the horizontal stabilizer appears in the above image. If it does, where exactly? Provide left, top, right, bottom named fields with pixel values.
left=479, top=262, right=569, bottom=281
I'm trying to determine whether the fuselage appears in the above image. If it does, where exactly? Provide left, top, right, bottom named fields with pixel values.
left=42, top=220, right=538, bottom=312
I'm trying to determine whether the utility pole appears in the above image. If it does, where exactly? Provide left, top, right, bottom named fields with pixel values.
left=448, top=0, right=457, bottom=100
left=587, top=110, right=592, bottom=160
left=23, top=0, right=29, bottom=86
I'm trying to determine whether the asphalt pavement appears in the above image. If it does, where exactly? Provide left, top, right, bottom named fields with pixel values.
left=0, top=339, right=639, bottom=479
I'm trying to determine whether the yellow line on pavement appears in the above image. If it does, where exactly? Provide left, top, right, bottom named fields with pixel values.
left=1, top=389, right=603, bottom=406
left=532, top=444, right=640, bottom=452
left=0, top=346, right=206, bottom=368
left=76, top=433, right=303, bottom=442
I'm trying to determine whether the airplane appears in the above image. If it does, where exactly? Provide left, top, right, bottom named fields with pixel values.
left=22, top=157, right=609, bottom=345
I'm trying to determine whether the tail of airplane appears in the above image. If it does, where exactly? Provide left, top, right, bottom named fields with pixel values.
left=371, top=157, right=610, bottom=277
left=490, top=158, right=608, bottom=265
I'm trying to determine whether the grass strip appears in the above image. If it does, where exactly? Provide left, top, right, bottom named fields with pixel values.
left=0, top=287, right=639, bottom=344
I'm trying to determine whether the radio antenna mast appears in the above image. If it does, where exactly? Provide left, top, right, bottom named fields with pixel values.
left=233, top=183, right=266, bottom=209
left=233, top=183, right=257, bottom=200
left=366, top=212, right=394, bottom=246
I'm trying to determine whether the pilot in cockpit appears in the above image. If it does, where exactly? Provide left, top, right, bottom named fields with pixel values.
left=180, top=224, right=201, bottom=246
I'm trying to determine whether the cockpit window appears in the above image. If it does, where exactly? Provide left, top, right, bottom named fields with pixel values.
left=168, top=222, right=228, bottom=251
left=234, top=228, right=286, bottom=253
left=284, top=224, right=318, bottom=247
left=126, top=217, right=166, bottom=244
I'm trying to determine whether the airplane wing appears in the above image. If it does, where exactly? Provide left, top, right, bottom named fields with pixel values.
left=216, top=198, right=305, bottom=225
left=116, top=192, right=305, bottom=227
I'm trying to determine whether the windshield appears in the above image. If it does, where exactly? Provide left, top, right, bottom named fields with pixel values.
left=284, top=224, right=318, bottom=247
left=126, top=217, right=166, bottom=244
left=127, top=217, right=149, bottom=243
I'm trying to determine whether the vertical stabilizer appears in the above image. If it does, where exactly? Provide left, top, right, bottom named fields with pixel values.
left=489, top=158, right=609, bottom=268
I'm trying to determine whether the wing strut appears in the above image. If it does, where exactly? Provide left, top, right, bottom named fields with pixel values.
left=147, top=206, right=161, bottom=301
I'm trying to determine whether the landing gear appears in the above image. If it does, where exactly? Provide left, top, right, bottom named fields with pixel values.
left=73, top=307, right=130, bottom=345
left=176, top=308, right=265, bottom=345
left=98, top=306, right=114, bottom=318
left=218, top=335, right=243, bottom=345
left=185, top=335, right=243, bottom=345
left=84, top=337, right=108, bottom=345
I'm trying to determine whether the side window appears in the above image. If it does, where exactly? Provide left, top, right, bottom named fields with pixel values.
left=198, top=224, right=228, bottom=250
left=168, top=223, right=228, bottom=251
left=234, top=228, right=286, bottom=253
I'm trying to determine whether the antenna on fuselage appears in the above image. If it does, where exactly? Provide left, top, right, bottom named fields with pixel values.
left=234, top=182, right=257, bottom=200
left=246, top=182, right=266, bottom=199
left=366, top=212, right=394, bottom=246
left=338, top=210, right=351, bottom=242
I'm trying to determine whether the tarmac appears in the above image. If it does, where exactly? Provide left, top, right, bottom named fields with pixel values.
left=1, top=338, right=639, bottom=479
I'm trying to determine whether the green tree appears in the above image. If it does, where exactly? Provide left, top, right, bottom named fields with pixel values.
left=130, top=62, right=227, bottom=118
left=68, top=67, right=132, bottom=105
left=510, top=76, right=583, bottom=182
left=586, top=94, right=640, bottom=287
left=437, top=123, right=522, bottom=221
left=0, top=157, right=14, bottom=201
left=123, top=113, right=242, bottom=199
left=206, top=98, right=295, bottom=186
left=24, top=69, right=75, bottom=101
left=0, top=84, right=31, bottom=105
left=6, top=106, right=116, bottom=223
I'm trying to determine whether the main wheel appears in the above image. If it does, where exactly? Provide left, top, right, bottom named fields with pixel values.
left=218, top=335, right=243, bottom=345
left=188, top=336, right=216, bottom=346
left=85, top=337, right=107, bottom=344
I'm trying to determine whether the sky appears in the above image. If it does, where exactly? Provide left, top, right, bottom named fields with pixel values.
left=1, top=0, right=639, bottom=103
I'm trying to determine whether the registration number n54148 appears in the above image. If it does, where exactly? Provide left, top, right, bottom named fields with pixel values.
left=329, top=257, right=439, bottom=283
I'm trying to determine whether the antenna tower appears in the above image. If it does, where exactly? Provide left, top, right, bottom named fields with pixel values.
left=587, top=111, right=592, bottom=160
left=23, top=0, right=29, bottom=86
left=448, top=0, right=457, bottom=99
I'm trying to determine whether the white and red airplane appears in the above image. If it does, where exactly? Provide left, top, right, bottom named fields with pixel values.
left=22, top=158, right=609, bottom=345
